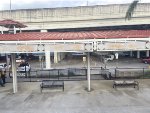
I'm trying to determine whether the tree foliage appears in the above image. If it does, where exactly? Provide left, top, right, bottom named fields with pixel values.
left=125, top=0, right=139, bottom=20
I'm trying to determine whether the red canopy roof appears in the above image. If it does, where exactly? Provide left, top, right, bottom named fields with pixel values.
left=0, top=19, right=27, bottom=28
left=0, top=30, right=150, bottom=41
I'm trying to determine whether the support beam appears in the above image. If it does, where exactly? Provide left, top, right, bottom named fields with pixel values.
left=87, top=52, right=91, bottom=92
left=58, top=52, right=61, bottom=62
left=19, top=28, right=22, bottom=33
left=54, top=52, right=58, bottom=63
left=45, top=51, right=51, bottom=69
left=130, top=51, right=133, bottom=57
left=11, top=53, right=18, bottom=93
left=137, top=51, right=140, bottom=59
left=146, top=50, right=149, bottom=57
left=1, top=26, right=3, bottom=34
left=60, top=52, right=65, bottom=60
left=13, top=26, right=16, bottom=34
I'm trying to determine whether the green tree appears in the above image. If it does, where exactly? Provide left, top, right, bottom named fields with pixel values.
left=125, top=0, right=139, bottom=20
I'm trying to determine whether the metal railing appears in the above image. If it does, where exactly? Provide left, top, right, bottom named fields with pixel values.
left=6, top=67, right=150, bottom=83
left=6, top=67, right=110, bottom=82
left=6, top=68, right=87, bottom=82
left=113, top=68, right=150, bottom=79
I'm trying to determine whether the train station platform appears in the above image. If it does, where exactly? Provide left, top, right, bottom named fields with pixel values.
left=0, top=79, right=150, bottom=113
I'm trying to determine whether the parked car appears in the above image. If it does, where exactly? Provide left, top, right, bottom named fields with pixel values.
left=104, top=55, right=114, bottom=61
left=0, top=63, right=11, bottom=69
left=142, top=57, right=150, bottom=63
left=16, top=58, right=25, bottom=63
left=17, top=62, right=31, bottom=72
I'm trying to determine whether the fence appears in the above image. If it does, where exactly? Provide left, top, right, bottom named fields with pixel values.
left=90, top=67, right=111, bottom=80
left=113, top=68, right=150, bottom=79
left=6, top=68, right=87, bottom=82
left=6, top=67, right=110, bottom=83
left=7, top=67, right=150, bottom=83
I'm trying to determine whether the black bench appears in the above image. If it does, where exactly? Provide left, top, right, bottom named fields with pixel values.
left=113, top=80, right=139, bottom=90
left=40, top=80, right=64, bottom=92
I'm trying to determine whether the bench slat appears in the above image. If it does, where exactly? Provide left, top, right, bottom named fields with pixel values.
left=113, top=80, right=139, bottom=90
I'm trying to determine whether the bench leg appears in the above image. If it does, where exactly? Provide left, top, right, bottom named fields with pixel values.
left=133, top=84, right=139, bottom=90
left=136, top=85, right=139, bottom=90
left=113, top=84, right=116, bottom=88
left=133, top=84, right=135, bottom=88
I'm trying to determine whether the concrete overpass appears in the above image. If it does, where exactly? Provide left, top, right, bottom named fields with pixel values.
left=0, top=3, right=150, bottom=30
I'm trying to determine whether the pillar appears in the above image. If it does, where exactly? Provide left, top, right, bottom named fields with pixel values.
left=61, top=52, right=65, bottom=60
left=87, top=52, right=91, bottom=92
left=11, top=53, right=18, bottom=93
left=6, top=54, right=10, bottom=76
left=1, top=26, right=3, bottom=34
left=146, top=50, right=149, bottom=57
left=13, top=26, right=16, bottom=34
left=58, top=52, right=61, bottom=62
left=130, top=51, right=133, bottom=57
left=45, top=51, right=51, bottom=69
left=137, top=51, right=140, bottom=59
left=54, top=52, right=58, bottom=63
left=6, top=54, right=10, bottom=69
left=19, top=28, right=22, bottom=33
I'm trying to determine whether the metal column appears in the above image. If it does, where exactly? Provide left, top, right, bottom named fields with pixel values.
left=146, top=50, right=149, bottom=57
left=58, top=52, right=61, bottom=62
left=137, top=51, right=140, bottom=58
left=6, top=54, right=10, bottom=77
left=54, top=52, right=58, bottom=63
left=1, top=26, right=3, bottom=34
left=45, top=51, right=51, bottom=69
left=130, top=51, right=133, bottom=57
left=11, top=53, right=18, bottom=93
left=87, top=52, right=91, bottom=92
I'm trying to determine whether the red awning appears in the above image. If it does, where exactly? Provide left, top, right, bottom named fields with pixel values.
left=0, top=30, right=150, bottom=41
left=0, top=19, right=27, bottom=28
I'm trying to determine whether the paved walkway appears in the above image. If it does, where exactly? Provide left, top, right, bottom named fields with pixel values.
left=0, top=79, right=150, bottom=113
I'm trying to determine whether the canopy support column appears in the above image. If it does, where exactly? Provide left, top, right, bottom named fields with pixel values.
left=58, top=52, right=61, bottom=62
left=45, top=51, right=51, bottom=69
left=87, top=52, right=91, bottom=92
left=54, top=52, right=58, bottom=63
left=1, top=26, right=3, bottom=34
left=130, top=51, right=133, bottom=57
left=13, top=25, right=16, bottom=34
left=146, top=50, right=149, bottom=57
left=137, top=51, right=140, bottom=58
left=11, top=53, right=18, bottom=93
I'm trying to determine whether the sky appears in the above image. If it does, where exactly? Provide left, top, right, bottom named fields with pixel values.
left=0, top=0, right=150, bottom=10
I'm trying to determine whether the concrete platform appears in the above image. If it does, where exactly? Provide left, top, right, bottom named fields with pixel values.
left=0, top=79, right=150, bottom=113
